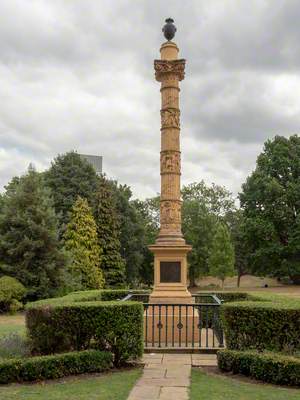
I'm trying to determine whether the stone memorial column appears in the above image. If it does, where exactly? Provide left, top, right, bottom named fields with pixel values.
left=149, top=19, right=192, bottom=303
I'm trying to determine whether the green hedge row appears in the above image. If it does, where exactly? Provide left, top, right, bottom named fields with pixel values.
left=0, top=350, right=112, bottom=384
left=26, top=289, right=149, bottom=308
left=217, top=349, right=300, bottom=386
left=26, top=301, right=144, bottom=366
left=222, top=298, right=300, bottom=353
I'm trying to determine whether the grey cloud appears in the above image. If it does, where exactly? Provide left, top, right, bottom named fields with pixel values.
left=0, top=0, right=299, bottom=198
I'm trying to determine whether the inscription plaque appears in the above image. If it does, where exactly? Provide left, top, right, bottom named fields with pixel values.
left=160, top=261, right=181, bottom=283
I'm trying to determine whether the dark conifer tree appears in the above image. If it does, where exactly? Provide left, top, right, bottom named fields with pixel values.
left=0, top=166, right=68, bottom=300
left=94, top=176, right=125, bottom=287
left=44, top=151, right=98, bottom=227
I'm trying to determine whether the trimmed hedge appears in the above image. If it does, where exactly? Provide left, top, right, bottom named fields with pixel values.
left=0, top=350, right=112, bottom=384
left=222, top=298, right=300, bottom=353
left=26, top=301, right=144, bottom=366
left=26, top=289, right=149, bottom=308
left=217, top=349, right=300, bottom=386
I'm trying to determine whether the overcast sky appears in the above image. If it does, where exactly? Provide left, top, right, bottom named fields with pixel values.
left=1, top=0, right=300, bottom=199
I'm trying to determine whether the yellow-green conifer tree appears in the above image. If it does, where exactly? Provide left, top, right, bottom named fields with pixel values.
left=64, top=196, right=104, bottom=289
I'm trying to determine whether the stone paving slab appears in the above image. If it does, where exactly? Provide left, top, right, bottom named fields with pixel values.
left=127, top=354, right=191, bottom=400
left=142, top=368, right=167, bottom=378
left=137, top=377, right=190, bottom=387
left=192, top=354, right=217, bottom=367
left=143, top=353, right=164, bottom=359
left=159, top=387, right=189, bottom=400
left=192, top=353, right=217, bottom=360
left=127, top=353, right=217, bottom=400
left=192, top=359, right=217, bottom=366
left=128, top=385, right=161, bottom=400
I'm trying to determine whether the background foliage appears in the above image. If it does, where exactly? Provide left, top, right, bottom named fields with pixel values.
left=240, top=135, right=300, bottom=283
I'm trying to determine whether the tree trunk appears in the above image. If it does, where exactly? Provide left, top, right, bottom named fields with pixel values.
left=221, top=279, right=224, bottom=290
left=237, top=273, right=241, bottom=288
left=189, top=273, right=196, bottom=288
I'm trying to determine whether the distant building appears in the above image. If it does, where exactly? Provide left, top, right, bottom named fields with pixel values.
left=79, top=154, right=103, bottom=175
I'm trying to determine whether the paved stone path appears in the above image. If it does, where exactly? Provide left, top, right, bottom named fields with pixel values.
left=127, top=353, right=217, bottom=400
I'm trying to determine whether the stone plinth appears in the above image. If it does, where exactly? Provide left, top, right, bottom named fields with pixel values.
left=149, top=245, right=192, bottom=303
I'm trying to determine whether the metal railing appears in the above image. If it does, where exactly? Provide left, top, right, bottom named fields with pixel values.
left=121, top=292, right=224, bottom=350
left=143, top=302, right=224, bottom=349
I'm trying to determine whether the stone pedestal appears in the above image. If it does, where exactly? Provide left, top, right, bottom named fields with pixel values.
left=149, top=245, right=192, bottom=303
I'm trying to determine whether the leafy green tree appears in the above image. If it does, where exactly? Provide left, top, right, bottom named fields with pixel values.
left=64, top=196, right=104, bottom=289
left=182, top=181, right=236, bottom=287
left=240, top=135, right=300, bottom=283
left=208, top=223, right=235, bottom=288
left=94, top=175, right=125, bottom=287
left=44, top=151, right=98, bottom=227
left=0, top=166, right=68, bottom=300
left=226, top=209, right=249, bottom=287
left=112, top=184, right=146, bottom=286
left=182, top=199, right=217, bottom=286
left=182, top=181, right=236, bottom=217
left=132, top=197, right=160, bottom=285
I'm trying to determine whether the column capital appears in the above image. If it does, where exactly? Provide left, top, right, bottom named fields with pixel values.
left=154, top=59, right=186, bottom=82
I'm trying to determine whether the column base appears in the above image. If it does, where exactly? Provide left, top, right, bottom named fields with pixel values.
left=148, top=243, right=192, bottom=304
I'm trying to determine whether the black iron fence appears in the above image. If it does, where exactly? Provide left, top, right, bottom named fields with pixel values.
left=122, top=293, right=224, bottom=350
left=144, top=302, right=224, bottom=349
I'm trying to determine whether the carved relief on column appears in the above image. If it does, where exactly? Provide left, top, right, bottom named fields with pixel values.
left=161, top=108, right=180, bottom=129
left=161, top=151, right=181, bottom=174
left=160, top=200, right=181, bottom=224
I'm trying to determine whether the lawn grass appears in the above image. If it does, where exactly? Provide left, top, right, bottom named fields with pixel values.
left=0, top=369, right=142, bottom=400
left=190, top=369, right=300, bottom=400
left=0, top=314, right=25, bottom=337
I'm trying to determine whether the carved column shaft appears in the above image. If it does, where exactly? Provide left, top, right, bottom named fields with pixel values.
left=154, top=42, right=186, bottom=244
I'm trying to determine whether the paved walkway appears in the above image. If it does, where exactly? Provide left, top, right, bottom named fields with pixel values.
left=127, top=353, right=217, bottom=400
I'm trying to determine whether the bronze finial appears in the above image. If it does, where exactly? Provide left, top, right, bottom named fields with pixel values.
left=162, top=18, right=176, bottom=41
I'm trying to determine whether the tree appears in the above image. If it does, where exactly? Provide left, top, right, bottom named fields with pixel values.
left=132, top=197, right=160, bottom=285
left=208, top=223, right=235, bottom=289
left=226, top=209, right=249, bottom=287
left=0, top=166, right=68, bottom=300
left=44, top=151, right=98, bottom=228
left=94, top=175, right=125, bottom=287
left=112, top=184, right=148, bottom=286
left=181, top=181, right=236, bottom=287
left=240, top=135, right=300, bottom=283
left=182, top=181, right=236, bottom=217
left=64, top=196, right=104, bottom=289
left=182, top=199, right=217, bottom=286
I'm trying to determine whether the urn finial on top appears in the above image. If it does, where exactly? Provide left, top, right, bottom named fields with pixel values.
left=162, top=18, right=177, bottom=41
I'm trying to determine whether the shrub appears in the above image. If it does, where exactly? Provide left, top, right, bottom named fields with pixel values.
left=217, top=349, right=300, bottom=386
left=222, top=299, right=300, bottom=353
left=0, top=276, right=26, bottom=313
left=0, top=333, right=29, bottom=359
left=0, top=350, right=112, bottom=384
left=26, top=301, right=144, bottom=366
